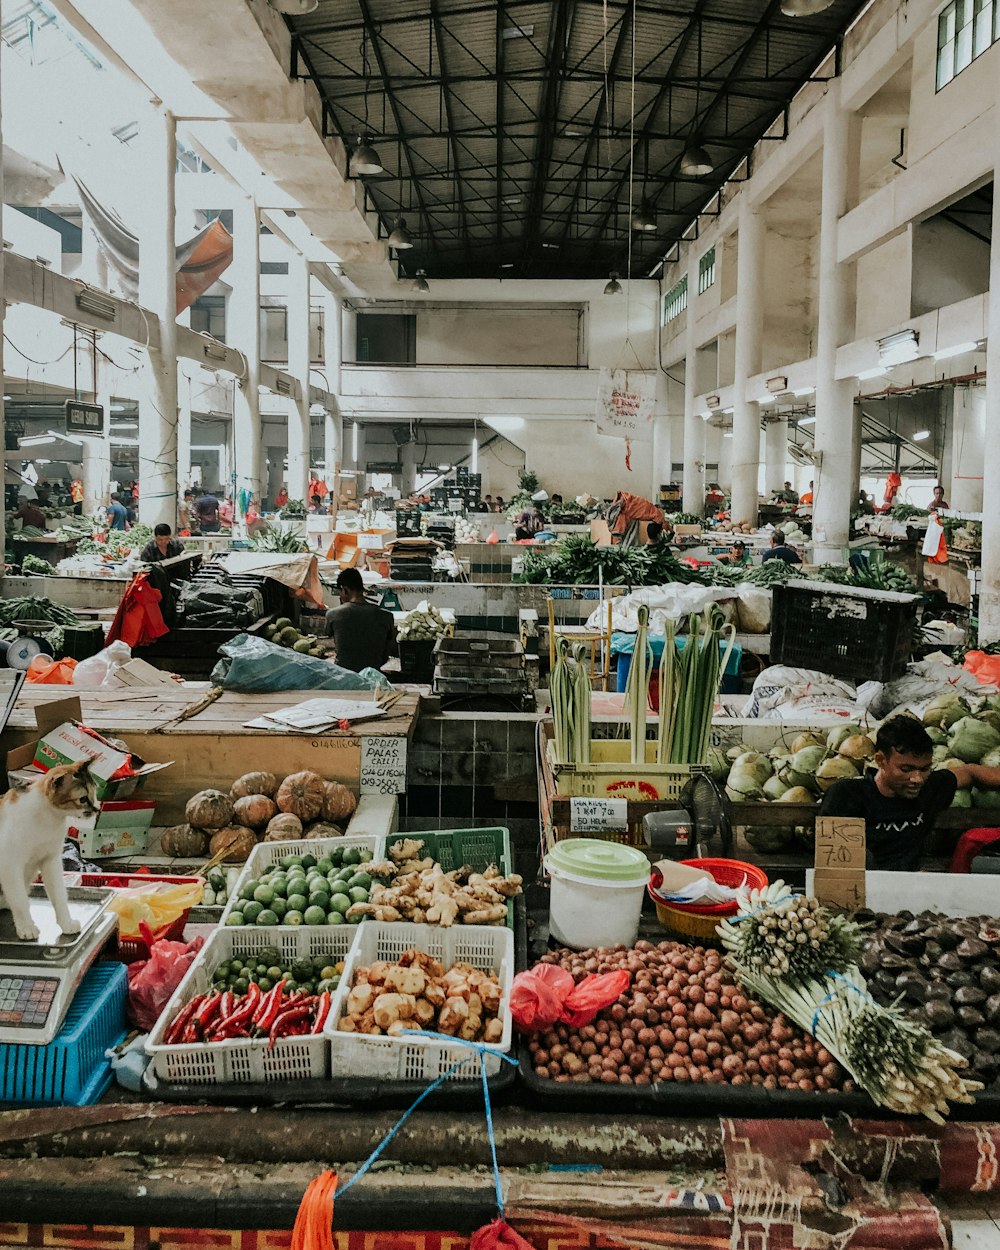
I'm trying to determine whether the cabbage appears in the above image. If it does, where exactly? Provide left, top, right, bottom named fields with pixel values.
left=951, top=789, right=972, bottom=808
left=784, top=745, right=826, bottom=790
left=838, top=734, right=875, bottom=761
left=707, top=745, right=730, bottom=782
left=791, top=732, right=826, bottom=754
left=777, top=785, right=818, bottom=804
left=948, top=716, right=1000, bottom=763
left=732, top=751, right=772, bottom=785
left=763, top=775, right=790, bottom=801
left=827, top=723, right=862, bottom=752
left=972, top=787, right=1000, bottom=809
left=815, top=756, right=859, bottom=791
left=923, top=694, right=970, bottom=730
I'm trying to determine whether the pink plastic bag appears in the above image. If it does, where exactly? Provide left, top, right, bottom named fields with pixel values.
left=126, top=926, right=204, bottom=1030
left=509, top=962, right=630, bottom=1032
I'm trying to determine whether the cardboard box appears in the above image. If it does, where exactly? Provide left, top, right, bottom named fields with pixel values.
left=673, top=523, right=702, bottom=537
left=341, top=480, right=358, bottom=500
left=72, top=800, right=156, bottom=859
left=6, top=697, right=172, bottom=802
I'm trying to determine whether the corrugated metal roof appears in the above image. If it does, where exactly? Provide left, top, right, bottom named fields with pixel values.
left=290, top=0, right=869, bottom=279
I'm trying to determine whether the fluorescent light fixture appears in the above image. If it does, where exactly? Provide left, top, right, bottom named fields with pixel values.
left=794, top=386, right=815, bottom=397
left=878, top=328, right=920, bottom=365
left=797, top=416, right=816, bottom=426
left=542, top=242, right=560, bottom=249
left=757, top=394, right=775, bottom=405
left=471, top=437, right=479, bottom=475
left=75, top=288, right=116, bottom=320
left=933, top=341, right=979, bottom=360
left=352, top=421, right=359, bottom=462
left=18, top=435, right=57, bottom=447
left=502, top=23, right=534, bottom=38
left=700, top=411, right=713, bottom=421
left=723, top=432, right=733, bottom=439
left=499, top=263, right=515, bottom=270
left=113, top=422, right=139, bottom=430
left=912, top=429, right=931, bottom=441
left=857, top=367, right=888, bottom=380
left=111, top=402, right=130, bottom=412
left=502, top=197, right=522, bottom=206
left=110, top=437, right=140, bottom=446
left=438, top=463, right=451, bottom=471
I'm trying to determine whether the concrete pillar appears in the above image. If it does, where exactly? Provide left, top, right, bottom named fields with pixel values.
left=400, top=439, right=417, bottom=495
left=681, top=257, right=704, bottom=516
left=731, top=198, right=765, bottom=524
left=652, top=369, right=672, bottom=502
left=764, top=416, right=789, bottom=495
left=354, top=423, right=367, bottom=484
left=978, top=174, right=1000, bottom=641
left=343, top=305, right=358, bottom=361
left=177, top=369, right=192, bottom=499
left=267, top=446, right=284, bottom=503
left=322, top=291, right=343, bottom=496
left=84, top=345, right=113, bottom=514
left=286, top=252, right=311, bottom=502
left=137, top=105, right=178, bottom=527
left=812, top=82, right=859, bottom=562
left=231, top=196, right=262, bottom=522
left=0, top=84, right=5, bottom=562
left=951, top=387, right=986, bottom=511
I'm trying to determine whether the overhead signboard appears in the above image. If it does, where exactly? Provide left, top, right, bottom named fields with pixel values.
left=65, top=401, right=105, bottom=436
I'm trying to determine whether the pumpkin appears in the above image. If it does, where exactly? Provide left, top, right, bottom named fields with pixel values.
left=322, top=781, right=357, bottom=823
left=233, top=794, right=279, bottom=830
left=231, top=771, right=279, bottom=800
left=302, top=820, right=344, bottom=840
left=265, top=812, right=303, bottom=841
left=160, top=823, right=209, bottom=858
left=185, top=789, right=234, bottom=831
left=209, top=825, right=257, bottom=862
left=275, top=771, right=326, bottom=821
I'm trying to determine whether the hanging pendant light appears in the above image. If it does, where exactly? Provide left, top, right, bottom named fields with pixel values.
left=413, top=269, right=430, bottom=293
left=604, top=272, right=623, bottom=295
left=350, top=136, right=383, bottom=176
left=780, top=0, right=835, bottom=13
left=268, top=0, right=318, bottom=13
left=387, top=216, right=414, bottom=248
left=631, top=199, right=657, bottom=233
left=680, top=142, right=714, bottom=176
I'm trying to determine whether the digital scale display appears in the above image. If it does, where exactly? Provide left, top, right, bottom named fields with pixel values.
left=0, top=975, right=59, bottom=1028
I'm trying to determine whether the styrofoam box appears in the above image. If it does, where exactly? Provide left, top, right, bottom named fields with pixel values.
left=325, top=921, right=514, bottom=1081
left=146, top=925, right=355, bottom=1084
left=219, top=834, right=382, bottom=927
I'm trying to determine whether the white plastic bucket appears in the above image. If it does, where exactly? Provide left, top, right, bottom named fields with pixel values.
left=545, top=840, right=650, bottom=949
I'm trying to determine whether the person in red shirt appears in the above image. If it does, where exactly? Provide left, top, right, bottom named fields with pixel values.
left=274, top=487, right=289, bottom=509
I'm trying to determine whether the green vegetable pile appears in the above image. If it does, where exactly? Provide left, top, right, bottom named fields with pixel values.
left=811, top=552, right=917, bottom=593
left=224, top=846, right=375, bottom=928
left=20, top=554, right=56, bottom=576
left=279, top=499, right=307, bottom=519
left=250, top=528, right=309, bottom=553
left=669, top=512, right=703, bottom=527
left=890, top=504, right=930, bottom=522
left=0, top=596, right=78, bottom=627
left=211, top=947, right=344, bottom=997
left=516, top=535, right=701, bottom=586
left=263, top=615, right=327, bottom=657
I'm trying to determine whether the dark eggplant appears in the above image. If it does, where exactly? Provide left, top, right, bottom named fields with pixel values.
left=950, top=970, right=975, bottom=989
left=937, top=951, right=965, bottom=973
left=926, top=982, right=953, bottom=1002
left=924, top=999, right=956, bottom=1030
left=940, top=1028, right=975, bottom=1060
left=874, top=969, right=901, bottom=995
left=975, top=1027, right=1000, bottom=1054
left=954, top=984, right=987, bottom=1006
left=895, top=970, right=929, bottom=1003
left=981, top=966, right=1000, bottom=995
left=879, top=952, right=911, bottom=970
left=936, top=928, right=962, bottom=951
left=859, top=945, right=882, bottom=977
left=958, top=937, right=991, bottom=961
left=957, top=1005, right=987, bottom=1028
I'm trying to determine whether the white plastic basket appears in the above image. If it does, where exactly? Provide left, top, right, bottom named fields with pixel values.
left=146, top=925, right=355, bottom=1084
left=324, top=921, right=514, bottom=1081
left=219, top=834, right=382, bottom=927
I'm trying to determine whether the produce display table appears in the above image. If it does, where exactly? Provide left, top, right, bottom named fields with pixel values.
left=11, top=534, right=79, bottom=566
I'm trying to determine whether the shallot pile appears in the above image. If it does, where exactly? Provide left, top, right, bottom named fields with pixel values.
left=526, top=940, right=851, bottom=1091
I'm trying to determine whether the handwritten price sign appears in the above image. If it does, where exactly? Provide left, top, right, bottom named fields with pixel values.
left=813, top=816, right=866, bottom=911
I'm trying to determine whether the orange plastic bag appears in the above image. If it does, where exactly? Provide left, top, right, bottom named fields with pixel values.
left=291, top=1170, right=337, bottom=1250
left=963, top=651, right=1000, bottom=686
left=486, top=529, right=500, bottom=544
left=25, top=655, right=78, bottom=684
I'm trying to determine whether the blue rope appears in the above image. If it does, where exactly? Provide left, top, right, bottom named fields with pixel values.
left=336, top=1030, right=518, bottom=1215
left=810, top=969, right=874, bottom=1037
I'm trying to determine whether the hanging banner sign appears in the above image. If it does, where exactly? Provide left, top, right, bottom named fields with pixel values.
left=595, top=369, right=655, bottom=441
left=65, top=400, right=104, bottom=435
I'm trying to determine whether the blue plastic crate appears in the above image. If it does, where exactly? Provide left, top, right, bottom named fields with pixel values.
left=0, top=962, right=128, bottom=1106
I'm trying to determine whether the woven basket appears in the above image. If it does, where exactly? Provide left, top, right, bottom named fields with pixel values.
left=649, top=857, right=768, bottom=940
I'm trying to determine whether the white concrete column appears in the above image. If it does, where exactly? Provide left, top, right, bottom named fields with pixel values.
left=400, top=439, right=417, bottom=495
left=951, top=387, right=986, bottom=511
left=342, top=305, right=358, bottom=362
left=652, top=369, right=672, bottom=502
left=681, top=258, right=704, bottom=516
left=978, top=174, right=1000, bottom=641
left=322, top=291, right=343, bottom=495
left=354, top=423, right=367, bottom=484
left=266, top=446, right=284, bottom=503
left=231, top=195, right=262, bottom=522
left=812, top=82, right=859, bottom=562
left=137, top=104, right=178, bottom=527
left=177, top=368, right=192, bottom=499
left=286, top=252, right=311, bottom=502
left=731, top=198, right=765, bottom=524
left=764, top=415, right=789, bottom=495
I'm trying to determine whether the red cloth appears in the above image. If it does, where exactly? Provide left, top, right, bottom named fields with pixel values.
left=950, top=826, right=1000, bottom=873
left=606, top=491, right=665, bottom=539
left=470, top=1220, right=537, bottom=1250
left=106, top=572, right=169, bottom=648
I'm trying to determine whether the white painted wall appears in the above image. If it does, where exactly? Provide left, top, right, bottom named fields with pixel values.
left=416, top=306, right=582, bottom=366
left=911, top=217, right=990, bottom=315
left=855, top=230, right=912, bottom=338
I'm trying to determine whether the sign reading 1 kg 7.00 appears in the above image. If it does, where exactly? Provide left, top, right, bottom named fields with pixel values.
left=65, top=401, right=104, bottom=436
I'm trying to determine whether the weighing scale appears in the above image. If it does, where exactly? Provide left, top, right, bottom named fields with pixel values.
left=0, top=886, right=117, bottom=1044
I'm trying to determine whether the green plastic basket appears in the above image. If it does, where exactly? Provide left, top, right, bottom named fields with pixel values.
left=383, top=827, right=514, bottom=930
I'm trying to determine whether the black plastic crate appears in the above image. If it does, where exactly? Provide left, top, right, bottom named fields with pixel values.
left=770, top=580, right=919, bottom=682
left=398, top=638, right=436, bottom=681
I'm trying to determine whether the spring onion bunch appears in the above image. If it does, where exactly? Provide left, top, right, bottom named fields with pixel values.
left=655, top=606, right=736, bottom=765
left=719, top=881, right=983, bottom=1121
left=550, top=640, right=593, bottom=765
left=624, top=605, right=653, bottom=765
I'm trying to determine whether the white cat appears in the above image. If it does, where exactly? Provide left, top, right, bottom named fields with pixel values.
left=0, top=760, right=97, bottom=942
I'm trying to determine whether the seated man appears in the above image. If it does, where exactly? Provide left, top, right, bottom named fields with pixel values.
left=325, top=567, right=396, bottom=673
left=140, top=523, right=185, bottom=564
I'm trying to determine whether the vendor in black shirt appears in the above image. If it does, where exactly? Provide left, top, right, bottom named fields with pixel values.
left=820, top=716, right=1000, bottom=871
left=140, top=524, right=185, bottom=563
left=325, top=567, right=397, bottom=673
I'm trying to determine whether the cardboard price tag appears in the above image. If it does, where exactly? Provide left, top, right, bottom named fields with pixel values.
left=812, top=869, right=866, bottom=911
left=360, top=737, right=407, bottom=796
left=813, top=816, right=866, bottom=910
left=570, top=797, right=628, bottom=833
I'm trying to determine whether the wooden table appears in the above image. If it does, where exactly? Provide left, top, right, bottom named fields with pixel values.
left=2, top=685, right=420, bottom=824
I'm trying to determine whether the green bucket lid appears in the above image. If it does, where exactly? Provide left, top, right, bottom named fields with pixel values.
left=547, top=838, right=650, bottom=882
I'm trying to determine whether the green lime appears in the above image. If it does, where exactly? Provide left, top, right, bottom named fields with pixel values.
left=300, top=853, right=317, bottom=869
left=225, top=911, right=245, bottom=926
left=319, top=964, right=339, bottom=980
left=284, top=910, right=304, bottom=926
left=308, top=892, right=331, bottom=911
left=348, top=886, right=369, bottom=904
left=286, top=893, right=308, bottom=913
left=317, top=976, right=340, bottom=992
left=326, top=912, right=345, bottom=925
left=359, top=849, right=373, bottom=863
left=267, top=965, right=284, bottom=981
left=270, top=897, right=288, bottom=918
left=253, top=884, right=275, bottom=905
left=329, top=893, right=351, bottom=916
left=240, top=881, right=259, bottom=902
left=242, top=901, right=264, bottom=923
left=329, top=881, right=350, bottom=899
left=270, top=879, right=289, bottom=899
left=258, top=977, right=273, bottom=992
left=256, top=909, right=279, bottom=926
left=230, top=958, right=245, bottom=972
left=348, top=872, right=372, bottom=890
left=303, top=905, right=327, bottom=926
left=233, top=977, right=249, bottom=994
left=256, top=963, right=269, bottom=976
left=342, top=847, right=361, bottom=866
left=213, top=962, right=230, bottom=980
left=316, top=858, right=334, bottom=875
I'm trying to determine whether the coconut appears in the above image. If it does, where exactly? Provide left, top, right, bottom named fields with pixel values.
left=726, top=743, right=751, bottom=762
left=732, top=751, right=772, bottom=785
left=725, top=767, right=765, bottom=802
left=982, top=747, right=1000, bottom=769
left=791, top=731, right=826, bottom=755
left=923, top=694, right=971, bottom=730
left=951, top=789, right=973, bottom=808
left=827, top=723, right=863, bottom=752
left=925, top=727, right=948, bottom=746
left=948, top=716, right=1000, bottom=763
left=777, top=785, right=818, bottom=804
left=707, top=745, right=730, bottom=783
left=815, top=755, right=859, bottom=791
left=763, top=775, right=790, bottom=801
left=784, top=745, right=826, bottom=791
left=838, top=734, right=875, bottom=761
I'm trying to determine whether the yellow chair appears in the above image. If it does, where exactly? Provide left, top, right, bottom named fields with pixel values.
left=546, top=596, right=614, bottom=690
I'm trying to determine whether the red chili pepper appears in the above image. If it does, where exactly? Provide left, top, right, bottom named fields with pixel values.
left=254, top=981, right=286, bottom=1034
left=221, top=982, right=261, bottom=1030
left=220, top=991, right=235, bottom=1020
left=164, top=996, right=203, bottom=1045
left=312, top=991, right=332, bottom=1034
left=195, top=991, right=223, bottom=1034
left=267, top=1004, right=313, bottom=1048
left=213, top=1021, right=251, bottom=1040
